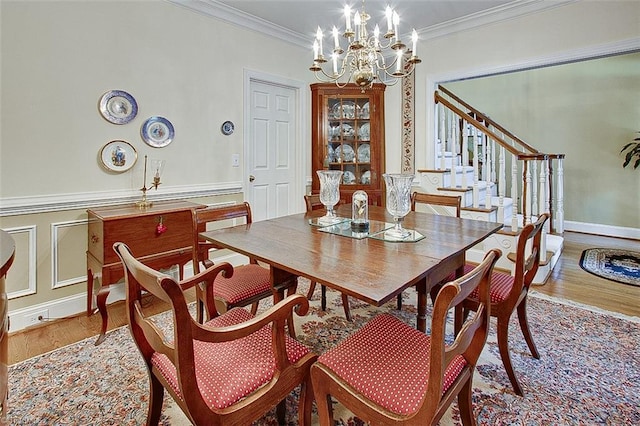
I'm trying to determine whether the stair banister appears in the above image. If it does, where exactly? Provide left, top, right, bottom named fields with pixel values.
left=435, top=93, right=524, bottom=158
left=437, top=86, right=539, bottom=154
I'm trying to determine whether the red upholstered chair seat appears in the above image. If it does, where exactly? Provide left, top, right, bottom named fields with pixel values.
left=318, top=313, right=467, bottom=416
left=152, top=308, right=311, bottom=410
left=446, top=264, right=514, bottom=304
left=213, top=264, right=272, bottom=305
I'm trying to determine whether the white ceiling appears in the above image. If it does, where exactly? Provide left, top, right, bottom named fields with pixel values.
left=169, top=0, right=568, bottom=47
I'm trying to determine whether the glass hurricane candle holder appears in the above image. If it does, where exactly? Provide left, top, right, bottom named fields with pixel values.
left=316, top=170, right=343, bottom=225
left=351, top=190, right=369, bottom=232
left=383, top=173, right=414, bottom=239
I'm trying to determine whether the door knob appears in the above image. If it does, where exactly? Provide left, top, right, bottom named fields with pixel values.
left=249, top=175, right=255, bottom=182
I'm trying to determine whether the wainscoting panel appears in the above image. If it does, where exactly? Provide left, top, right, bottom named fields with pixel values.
left=51, top=220, right=87, bottom=289
left=4, top=225, right=37, bottom=299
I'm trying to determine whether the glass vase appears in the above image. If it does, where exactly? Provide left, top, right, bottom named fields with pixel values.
left=316, top=170, right=343, bottom=225
left=383, top=173, right=414, bottom=239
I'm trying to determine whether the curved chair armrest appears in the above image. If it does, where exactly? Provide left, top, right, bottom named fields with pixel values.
left=191, top=293, right=308, bottom=343
left=178, top=261, right=234, bottom=293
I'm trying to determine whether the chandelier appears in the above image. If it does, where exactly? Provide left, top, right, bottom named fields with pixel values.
left=309, top=1, right=421, bottom=89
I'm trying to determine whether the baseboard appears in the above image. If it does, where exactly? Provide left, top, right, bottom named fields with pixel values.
left=564, top=220, right=640, bottom=240
left=8, top=293, right=87, bottom=333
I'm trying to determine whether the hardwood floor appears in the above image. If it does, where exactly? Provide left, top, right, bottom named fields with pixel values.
left=8, top=231, right=639, bottom=365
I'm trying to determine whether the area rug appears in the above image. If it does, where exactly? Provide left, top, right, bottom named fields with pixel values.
left=7, top=281, right=640, bottom=425
left=580, top=248, right=640, bottom=287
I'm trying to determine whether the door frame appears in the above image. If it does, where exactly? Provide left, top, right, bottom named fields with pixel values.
left=243, top=69, right=309, bottom=215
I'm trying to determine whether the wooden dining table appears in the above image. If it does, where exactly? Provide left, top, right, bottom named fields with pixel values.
left=200, top=204, right=503, bottom=332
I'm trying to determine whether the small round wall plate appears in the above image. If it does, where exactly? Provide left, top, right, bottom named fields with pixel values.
left=99, top=90, right=138, bottom=124
left=141, top=116, right=175, bottom=148
left=221, top=120, right=235, bottom=135
left=99, top=140, right=137, bottom=172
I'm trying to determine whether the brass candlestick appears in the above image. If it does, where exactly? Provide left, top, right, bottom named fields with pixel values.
left=136, top=155, right=164, bottom=208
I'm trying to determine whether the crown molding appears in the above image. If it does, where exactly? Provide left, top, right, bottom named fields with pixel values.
left=417, top=0, right=578, bottom=41
left=166, top=0, right=309, bottom=48
left=165, top=0, right=578, bottom=49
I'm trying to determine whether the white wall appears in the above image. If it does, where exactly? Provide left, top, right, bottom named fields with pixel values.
left=384, top=0, right=639, bottom=181
left=0, top=0, right=311, bottom=202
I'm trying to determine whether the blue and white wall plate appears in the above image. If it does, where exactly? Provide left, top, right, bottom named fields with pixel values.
left=141, top=116, right=175, bottom=148
left=99, top=90, right=138, bottom=125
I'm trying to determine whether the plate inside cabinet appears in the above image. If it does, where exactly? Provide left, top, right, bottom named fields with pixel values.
left=358, top=123, right=370, bottom=140
left=358, top=143, right=371, bottom=162
left=99, top=90, right=138, bottom=124
left=343, top=170, right=356, bottom=184
left=99, top=140, right=137, bottom=172
left=335, top=144, right=355, bottom=162
left=141, top=116, right=175, bottom=148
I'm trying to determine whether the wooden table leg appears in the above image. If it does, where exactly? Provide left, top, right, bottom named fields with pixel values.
left=94, top=285, right=110, bottom=346
left=416, top=277, right=427, bottom=333
left=271, top=267, right=298, bottom=339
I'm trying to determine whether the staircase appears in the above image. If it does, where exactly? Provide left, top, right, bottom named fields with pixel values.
left=417, top=85, right=566, bottom=283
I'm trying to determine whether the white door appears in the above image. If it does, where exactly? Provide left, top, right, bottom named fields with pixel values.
left=245, top=78, right=301, bottom=222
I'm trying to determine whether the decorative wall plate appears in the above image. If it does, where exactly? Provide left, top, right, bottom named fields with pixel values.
left=99, top=140, right=137, bottom=172
left=141, top=116, right=174, bottom=147
left=221, top=120, right=235, bottom=135
left=99, top=90, right=138, bottom=124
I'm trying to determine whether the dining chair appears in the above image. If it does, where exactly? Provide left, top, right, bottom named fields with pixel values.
left=191, top=202, right=294, bottom=325
left=452, top=213, right=549, bottom=396
left=397, top=192, right=463, bottom=310
left=303, top=194, right=352, bottom=321
left=113, top=242, right=318, bottom=426
left=411, top=191, right=462, bottom=217
left=310, top=249, right=501, bottom=426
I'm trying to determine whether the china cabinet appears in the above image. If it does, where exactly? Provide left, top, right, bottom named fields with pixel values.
left=311, top=83, right=385, bottom=205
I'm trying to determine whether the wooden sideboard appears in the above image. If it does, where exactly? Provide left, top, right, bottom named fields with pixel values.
left=87, top=200, right=204, bottom=345
left=0, top=230, right=15, bottom=425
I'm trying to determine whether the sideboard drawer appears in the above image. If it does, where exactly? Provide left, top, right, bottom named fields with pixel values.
left=89, top=209, right=193, bottom=265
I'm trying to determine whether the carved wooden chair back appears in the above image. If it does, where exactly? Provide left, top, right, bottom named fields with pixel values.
left=456, top=212, right=549, bottom=396
left=411, top=192, right=462, bottom=217
left=310, top=249, right=501, bottom=425
left=191, top=202, right=273, bottom=323
left=113, top=242, right=317, bottom=425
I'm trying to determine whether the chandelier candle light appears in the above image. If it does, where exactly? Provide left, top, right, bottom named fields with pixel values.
left=310, top=1, right=421, bottom=89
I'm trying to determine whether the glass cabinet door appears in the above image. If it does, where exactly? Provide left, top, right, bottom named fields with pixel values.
left=311, top=83, right=385, bottom=205
left=325, top=96, right=371, bottom=187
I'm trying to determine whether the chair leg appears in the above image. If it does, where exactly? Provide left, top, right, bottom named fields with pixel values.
left=321, top=285, right=327, bottom=311
left=276, top=399, right=286, bottom=425
left=298, top=376, right=314, bottom=426
left=340, top=293, right=352, bottom=321
left=306, top=280, right=317, bottom=300
left=517, top=297, right=540, bottom=359
left=457, top=375, right=477, bottom=426
left=497, top=316, right=524, bottom=396
left=147, top=374, right=165, bottom=426
left=396, top=292, right=403, bottom=310
left=195, top=284, right=205, bottom=324
left=314, top=393, right=334, bottom=426
left=249, top=301, right=259, bottom=315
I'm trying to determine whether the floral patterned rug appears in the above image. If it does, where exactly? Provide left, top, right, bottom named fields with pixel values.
left=7, top=280, right=640, bottom=425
